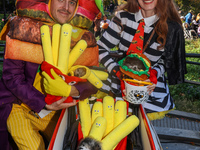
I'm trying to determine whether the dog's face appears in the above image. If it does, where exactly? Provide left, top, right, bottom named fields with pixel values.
left=77, top=137, right=102, bottom=150
left=123, top=57, right=146, bottom=72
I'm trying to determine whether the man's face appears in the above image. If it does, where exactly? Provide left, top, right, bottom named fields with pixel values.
left=51, top=0, right=77, bottom=24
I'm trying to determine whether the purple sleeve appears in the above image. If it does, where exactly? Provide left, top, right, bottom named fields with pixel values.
left=2, top=59, right=46, bottom=113
left=74, top=81, right=98, bottom=100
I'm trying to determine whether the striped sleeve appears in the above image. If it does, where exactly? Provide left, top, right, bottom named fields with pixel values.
left=97, top=12, right=123, bottom=76
left=152, top=55, right=165, bottom=78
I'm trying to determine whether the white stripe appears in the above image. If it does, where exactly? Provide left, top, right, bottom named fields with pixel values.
left=143, top=103, right=167, bottom=112
left=99, top=51, right=109, bottom=60
left=144, top=52, right=161, bottom=62
left=107, top=62, right=119, bottom=73
left=101, top=83, right=111, bottom=91
left=149, top=42, right=161, bottom=50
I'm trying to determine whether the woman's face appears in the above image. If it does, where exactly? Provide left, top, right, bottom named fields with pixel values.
left=138, top=0, right=158, bottom=18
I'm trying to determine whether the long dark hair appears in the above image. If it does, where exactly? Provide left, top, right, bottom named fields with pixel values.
left=119, top=0, right=181, bottom=48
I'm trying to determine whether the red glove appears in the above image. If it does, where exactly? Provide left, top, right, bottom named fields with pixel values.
left=41, top=61, right=86, bottom=104
left=149, top=69, right=157, bottom=84
left=116, top=70, right=122, bottom=79
left=45, top=95, right=74, bottom=105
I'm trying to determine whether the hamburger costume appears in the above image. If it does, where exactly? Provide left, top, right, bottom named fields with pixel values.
left=0, top=0, right=105, bottom=149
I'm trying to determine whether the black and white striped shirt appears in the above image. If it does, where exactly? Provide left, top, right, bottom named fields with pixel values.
left=97, top=10, right=174, bottom=113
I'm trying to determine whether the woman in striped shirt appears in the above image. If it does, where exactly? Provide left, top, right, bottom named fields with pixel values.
left=97, top=0, right=186, bottom=120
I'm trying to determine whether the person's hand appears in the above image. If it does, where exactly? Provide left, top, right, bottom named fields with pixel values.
left=116, top=70, right=122, bottom=80
left=42, top=69, right=71, bottom=97
left=149, top=69, right=157, bottom=84
left=122, top=89, right=127, bottom=100
left=145, top=79, right=156, bottom=95
left=45, top=97, right=78, bottom=111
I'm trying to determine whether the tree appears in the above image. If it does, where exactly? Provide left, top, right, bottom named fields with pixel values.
left=175, top=0, right=200, bottom=15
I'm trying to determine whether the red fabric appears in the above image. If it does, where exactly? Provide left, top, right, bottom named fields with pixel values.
left=120, top=79, right=125, bottom=97
left=127, top=19, right=145, bottom=55
left=78, top=122, right=84, bottom=144
left=16, top=0, right=47, bottom=11
left=48, top=109, right=66, bottom=150
left=41, top=61, right=87, bottom=104
left=114, top=136, right=127, bottom=150
left=149, top=69, right=157, bottom=84
left=78, top=0, right=100, bottom=20
left=116, top=70, right=122, bottom=79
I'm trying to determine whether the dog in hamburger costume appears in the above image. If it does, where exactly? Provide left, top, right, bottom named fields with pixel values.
left=117, top=42, right=157, bottom=105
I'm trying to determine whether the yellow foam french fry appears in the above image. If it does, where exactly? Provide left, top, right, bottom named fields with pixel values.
left=101, top=115, right=139, bottom=150
left=91, top=101, right=103, bottom=124
left=68, top=40, right=87, bottom=69
left=88, top=71, right=103, bottom=89
left=103, top=96, right=114, bottom=137
left=79, top=98, right=92, bottom=138
left=40, top=25, right=53, bottom=65
left=57, top=24, right=72, bottom=74
left=91, top=69, right=109, bottom=81
left=52, top=24, right=61, bottom=66
left=114, top=100, right=127, bottom=128
left=89, top=116, right=107, bottom=141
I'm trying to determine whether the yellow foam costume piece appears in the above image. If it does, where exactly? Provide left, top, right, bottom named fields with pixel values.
left=91, top=90, right=108, bottom=99
left=147, top=108, right=175, bottom=121
left=68, top=65, right=105, bottom=89
left=91, top=101, right=103, bottom=124
left=79, top=98, right=92, bottom=138
left=88, top=71, right=103, bottom=89
left=42, top=69, right=72, bottom=97
left=40, top=25, right=53, bottom=65
left=68, top=40, right=87, bottom=69
left=101, top=115, right=140, bottom=150
left=57, top=24, right=72, bottom=74
left=79, top=98, right=140, bottom=150
left=103, top=96, right=115, bottom=137
left=89, top=116, right=107, bottom=141
left=114, top=100, right=127, bottom=128
left=90, top=69, right=108, bottom=81
left=52, top=24, right=61, bottom=66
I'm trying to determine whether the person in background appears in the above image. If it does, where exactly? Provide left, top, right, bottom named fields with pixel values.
left=198, top=24, right=200, bottom=37
left=180, top=16, right=185, bottom=23
left=185, top=10, right=193, bottom=28
left=97, top=0, right=186, bottom=120
left=0, top=0, right=98, bottom=149
left=93, top=12, right=102, bottom=38
left=190, top=15, right=198, bottom=38
left=100, top=15, right=110, bottom=36
left=196, top=13, right=200, bottom=24
left=109, top=0, right=115, bottom=15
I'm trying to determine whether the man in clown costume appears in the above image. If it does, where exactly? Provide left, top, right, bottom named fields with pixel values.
left=0, top=0, right=103, bottom=149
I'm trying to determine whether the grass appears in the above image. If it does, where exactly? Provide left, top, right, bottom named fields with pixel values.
left=169, top=39, right=200, bottom=115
